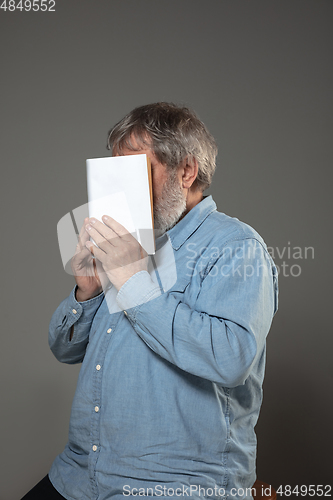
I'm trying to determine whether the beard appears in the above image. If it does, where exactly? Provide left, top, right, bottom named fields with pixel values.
left=153, top=169, right=187, bottom=238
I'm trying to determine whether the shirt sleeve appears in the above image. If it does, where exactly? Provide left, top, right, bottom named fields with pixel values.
left=48, top=286, right=104, bottom=364
left=116, top=238, right=278, bottom=387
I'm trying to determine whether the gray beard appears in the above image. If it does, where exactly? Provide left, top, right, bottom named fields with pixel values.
left=153, top=170, right=187, bottom=238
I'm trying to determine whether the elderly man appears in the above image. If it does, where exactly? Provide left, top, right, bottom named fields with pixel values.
left=22, top=103, right=278, bottom=500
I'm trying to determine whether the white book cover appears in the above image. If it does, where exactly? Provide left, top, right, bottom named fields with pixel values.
left=86, top=154, right=155, bottom=254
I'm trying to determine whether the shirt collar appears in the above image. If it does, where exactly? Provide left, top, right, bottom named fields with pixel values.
left=165, top=195, right=217, bottom=250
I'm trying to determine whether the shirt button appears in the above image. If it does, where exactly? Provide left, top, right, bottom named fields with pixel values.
left=95, top=406, right=99, bottom=412
left=107, top=328, right=112, bottom=333
left=96, top=364, right=101, bottom=371
left=124, top=310, right=128, bottom=316
left=72, top=309, right=77, bottom=314
left=92, top=445, right=98, bottom=452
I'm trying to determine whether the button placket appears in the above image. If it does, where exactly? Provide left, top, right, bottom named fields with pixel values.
left=88, top=320, right=119, bottom=495
left=90, top=321, right=116, bottom=467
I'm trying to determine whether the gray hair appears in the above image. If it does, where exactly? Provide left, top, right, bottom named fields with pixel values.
left=107, top=102, right=218, bottom=192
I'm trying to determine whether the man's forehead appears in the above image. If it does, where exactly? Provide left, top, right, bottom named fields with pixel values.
left=114, top=134, right=154, bottom=157
left=128, top=133, right=151, bottom=150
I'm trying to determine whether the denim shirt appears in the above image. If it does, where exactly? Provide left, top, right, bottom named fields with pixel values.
left=48, top=196, right=278, bottom=500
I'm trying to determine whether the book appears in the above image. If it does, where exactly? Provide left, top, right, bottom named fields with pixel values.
left=86, top=154, right=155, bottom=255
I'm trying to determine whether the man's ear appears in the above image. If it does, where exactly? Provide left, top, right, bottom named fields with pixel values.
left=181, top=156, right=199, bottom=190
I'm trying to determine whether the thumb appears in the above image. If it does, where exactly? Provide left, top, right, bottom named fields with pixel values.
left=94, top=258, right=109, bottom=291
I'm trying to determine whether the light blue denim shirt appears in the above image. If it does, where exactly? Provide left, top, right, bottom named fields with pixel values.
left=48, top=196, right=278, bottom=500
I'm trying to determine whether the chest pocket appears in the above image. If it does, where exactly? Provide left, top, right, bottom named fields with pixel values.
left=168, top=279, right=191, bottom=303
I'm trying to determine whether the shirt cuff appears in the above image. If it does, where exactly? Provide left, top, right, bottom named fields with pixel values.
left=116, top=271, right=162, bottom=312
left=69, top=285, right=104, bottom=324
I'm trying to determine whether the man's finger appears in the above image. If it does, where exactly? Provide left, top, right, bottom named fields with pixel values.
left=85, top=223, right=115, bottom=252
left=86, top=241, right=105, bottom=261
left=88, top=218, right=121, bottom=247
left=101, top=215, right=137, bottom=243
left=94, top=258, right=110, bottom=291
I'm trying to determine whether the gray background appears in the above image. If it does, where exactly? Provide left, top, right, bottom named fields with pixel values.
left=1, top=1, right=332, bottom=499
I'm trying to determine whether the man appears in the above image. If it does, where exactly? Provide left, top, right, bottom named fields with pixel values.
left=22, top=103, right=278, bottom=500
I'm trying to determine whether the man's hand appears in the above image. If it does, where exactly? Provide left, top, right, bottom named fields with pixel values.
left=85, top=216, right=148, bottom=291
left=71, top=217, right=106, bottom=301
